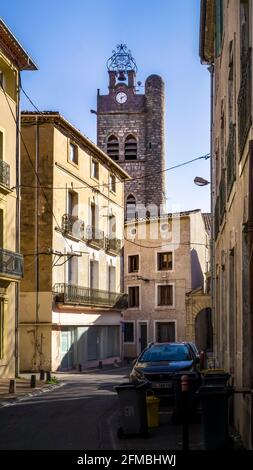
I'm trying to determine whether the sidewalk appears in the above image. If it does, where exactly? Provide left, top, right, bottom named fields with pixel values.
left=0, top=375, right=64, bottom=407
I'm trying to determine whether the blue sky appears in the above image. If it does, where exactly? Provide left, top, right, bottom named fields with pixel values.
left=1, top=0, right=211, bottom=212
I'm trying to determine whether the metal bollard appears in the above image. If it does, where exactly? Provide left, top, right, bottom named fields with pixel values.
left=40, top=370, right=45, bottom=380
left=181, top=374, right=189, bottom=451
left=9, top=379, right=16, bottom=393
left=200, top=351, right=206, bottom=370
left=46, top=371, right=51, bottom=381
left=30, top=374, right=36, bottom=388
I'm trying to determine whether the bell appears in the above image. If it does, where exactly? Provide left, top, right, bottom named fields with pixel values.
left=118, top=70, right=126, bottom=81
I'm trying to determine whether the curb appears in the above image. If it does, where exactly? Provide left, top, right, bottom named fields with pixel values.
left=0, top=381, right=66, bottom=408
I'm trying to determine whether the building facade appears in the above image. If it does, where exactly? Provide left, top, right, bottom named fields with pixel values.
left=200, top=0, right=253, bottom=448
left=123, top=210, right=211, bottom=358
left=20, top=112, right=129, bottom=372
left=96, top=44, right=166, bottom=213
left=0, top=20, right=36, bottom=378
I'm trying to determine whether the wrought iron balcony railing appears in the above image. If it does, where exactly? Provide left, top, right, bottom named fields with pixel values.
left=54, top=283, right=128, bottom=308
left=62, top=213, right=85, bottom=239
left=226, top=123, right=236, bottom=198
left=105, top=237, right=121, bottom=255
left=0, top=248, right=23, bottom=280
left=86, top=226, right=104, bottom=249
left=238, top=48, right=252, bottom=156
left=0, top=160, right=10, bottom=189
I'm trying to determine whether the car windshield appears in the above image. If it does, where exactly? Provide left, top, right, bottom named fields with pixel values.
left=139, top=344, right=191, bottom=362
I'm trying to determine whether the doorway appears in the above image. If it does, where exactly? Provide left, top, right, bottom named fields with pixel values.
left=60, top=329, right=74, bottom=369
left=138, top=322, right=147, bottom=354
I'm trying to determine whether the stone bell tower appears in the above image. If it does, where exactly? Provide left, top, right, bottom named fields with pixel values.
left=96, top=44, right=166, bottom=214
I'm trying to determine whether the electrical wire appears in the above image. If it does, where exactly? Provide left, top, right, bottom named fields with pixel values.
left=124, top=236, right=209, bottom=249
left=12, top=152, right=210, bottom=191
left=18, top=83, right=210, bottom=191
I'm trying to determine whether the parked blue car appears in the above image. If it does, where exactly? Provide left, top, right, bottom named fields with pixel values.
left=129, top=342, right=200, bottom=397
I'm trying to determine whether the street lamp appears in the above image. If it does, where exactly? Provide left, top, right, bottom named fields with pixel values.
left=194, top=176, right=210, bottom=186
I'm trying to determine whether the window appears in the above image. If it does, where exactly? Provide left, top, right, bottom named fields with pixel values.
left=125, top=135, right=137, bottom=160
left=0, top=209, right=4, bottom=248
left=157, top=252, right=173, bottom=271
left=157, top=285, right=173, bottom=306
left=0, top=71, right=4, bottom=89
left=126, top=194, right=136, bottom=220
left=69, top=142, right=78, bottom=165
left=240, top=0, right=249, bottom=60
left=215, top=0, right=224, bottom=57
left=0, top=131, right=3, bottom=160
left=107, top=135, right=119, bottom=161
left=128, top=255, right=139, bottom=273
left=128, top=286, right=139, bottom=308
left=109, top=173, right=116, bottom=193
left=109, top=215, right=116, bottom=238
left=124, top=322, right=134, bottom=343
left=0, top=299, right=4, bottom=359
left=90, top=260, right=99, bottom=289
left=91, top=159, right=99, bottom=179
left=108, top=266, right=116, bottom=292
left=68, top=191, right=78, bottom=216
left=67, top=256, right=78, bottom=285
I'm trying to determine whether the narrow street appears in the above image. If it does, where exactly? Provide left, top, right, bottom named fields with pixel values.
left=0, top=368, right=129, bottom=450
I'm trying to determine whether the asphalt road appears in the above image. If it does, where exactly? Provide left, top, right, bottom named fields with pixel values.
left=0, top=367, right=130, bottom=450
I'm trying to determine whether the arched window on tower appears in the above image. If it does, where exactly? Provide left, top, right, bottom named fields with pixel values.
left=107, top=135, right=119, bottom=161
left=126, top=194, right=136, bottom=220
left=125, top=135, right=137, bottom=160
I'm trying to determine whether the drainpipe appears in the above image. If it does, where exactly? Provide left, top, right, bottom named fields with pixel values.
left=248, top=140, right=253, bottom=448
left=208, top=64, right=216, bottom=362
left=35, top=116, right=40, bottom=369
left=15, top=73, right=21, bottom=377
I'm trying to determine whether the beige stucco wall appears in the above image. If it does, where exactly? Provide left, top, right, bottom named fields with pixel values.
left=0, top=51, right=18, bottom=378
left=123, top=212, right=209, bottom=358
left=19, top=117, right=126, bottom=371
left=210, top=0, right=253, bottom=449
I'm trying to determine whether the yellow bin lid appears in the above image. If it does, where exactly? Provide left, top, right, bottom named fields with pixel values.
left=146, top=396, right=160, bottom=404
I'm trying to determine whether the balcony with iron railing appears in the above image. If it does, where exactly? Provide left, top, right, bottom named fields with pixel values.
left=86, top=226, right=104, bottom=249
left=62, top=213, right=85, bottom=240
left=238, top=48, right=252, bottom=157
left=0, top=248, right=23, bottom=282
left=105, top=237, right=121, bottom=255
left=0, top=160, right=11, bottom=193
left=226, top=123, right=236, bottom=198
left=54, top=283, right=128, bottom=309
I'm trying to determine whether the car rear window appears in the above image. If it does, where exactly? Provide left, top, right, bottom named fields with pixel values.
left=139, top=344, right=191, bottom=362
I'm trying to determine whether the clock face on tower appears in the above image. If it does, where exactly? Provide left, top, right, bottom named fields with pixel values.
left=116, top=91, right=127, bottom=104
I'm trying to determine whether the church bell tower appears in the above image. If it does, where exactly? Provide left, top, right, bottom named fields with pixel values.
left=96, top=44, right=166, bottom=214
